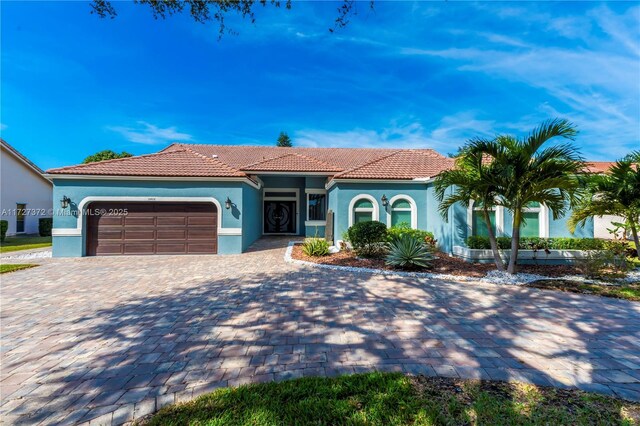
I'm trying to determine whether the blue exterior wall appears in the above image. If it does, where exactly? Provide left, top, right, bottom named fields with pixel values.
left=241, top=183, right=262, bottom=250
left=52, top=179, right=247, bottom=257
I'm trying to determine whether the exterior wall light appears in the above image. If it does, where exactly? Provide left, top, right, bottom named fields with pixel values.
left=381, top=194, right=389, bottom=207
left=60, top=195, right=71, bottom=209
left=225, top=197, right=232, bottom=210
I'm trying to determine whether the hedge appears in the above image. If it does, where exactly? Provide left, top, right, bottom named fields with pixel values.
left=39, top=218, right=53, bottom=237
left=465, top=236, right=608, bottom=250
left=0, top=220, right=7, bottom=242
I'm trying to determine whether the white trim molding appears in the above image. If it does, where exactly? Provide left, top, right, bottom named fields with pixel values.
left=52, top=196, right=241, bottom=238
left=45, top=174, right=261, bottom=189
left=386, top=194, right=418, bottom=229
left=467, top=200, right=504, bottom=237
left=325, top=178, right=435, bottom=190
left=305, top=220, right=327, bottom=227
left=521, top=203, right=550, bottom=238
left=348, top=194, right=380, bottom=227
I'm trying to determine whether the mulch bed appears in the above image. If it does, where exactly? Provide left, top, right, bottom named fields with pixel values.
left=291, top=244, right=581, bottom=278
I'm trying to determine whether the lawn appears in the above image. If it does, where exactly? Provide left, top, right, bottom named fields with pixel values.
left=0, top=264, right=38, bottom=274
left=528, top=280, right=640, bottom=301
left=0, top=236, right=51, bottom=253
left=144, top=373, right=639, bottom=426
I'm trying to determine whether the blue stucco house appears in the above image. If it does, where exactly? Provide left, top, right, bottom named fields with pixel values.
left=46, top=143, right=596, bottom=257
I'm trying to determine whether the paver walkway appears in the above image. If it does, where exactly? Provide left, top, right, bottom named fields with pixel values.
left=2, top=237, right=640, bottom=425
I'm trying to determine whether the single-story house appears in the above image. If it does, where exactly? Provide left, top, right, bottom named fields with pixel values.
left=1, top=138, right=53, bottom=236
left=46, top=144, right=605, bottom=257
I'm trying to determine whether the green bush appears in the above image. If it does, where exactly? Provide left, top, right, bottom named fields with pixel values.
left=387, top=224, right=436, bottom=247
left=302, top=238, right=330, bottom=257
left=347, top=221, right=388, bottom=258
left=38, top=218, right=53, bottom=237
left=386, top=235, right=434, bottom=270
left=465, top=236, right=608, bottom=251
left=0, top=220, right=7, bottom=242
left=576, top=249, right=630, bottom=279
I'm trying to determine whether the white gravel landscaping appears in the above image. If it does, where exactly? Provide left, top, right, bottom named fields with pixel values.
left=1, top=250, right=52, bottom=260
left=285, top=241, right=639, bottom=287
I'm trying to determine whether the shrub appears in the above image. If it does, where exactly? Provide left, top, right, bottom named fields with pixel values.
left=0, top=220, right=7, bottom=242
left=347, top=221, right=388, bottom=258
left=387, top=224, right=436, bottom=248
left=465, top=236, right=608, bottom=251
left=576, top=249, right=630, bottom=279
left=39, top=218, right=53, bottom=237
left=386, top=235, right=434, bottom=270
left=302, top=238, right=330, bottom=257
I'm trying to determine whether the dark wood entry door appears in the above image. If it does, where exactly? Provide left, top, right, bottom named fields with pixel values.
left=87, top=202, right=217, bottom=256
left=264, top=201, right=296, bottom=234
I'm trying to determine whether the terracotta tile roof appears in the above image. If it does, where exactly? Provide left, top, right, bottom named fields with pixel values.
left=46, top=148, right=247, bottom=177
left=334, top=150, right=455, bottom=180
left=242, top=153, right=342, bottom=172
left=585, top=161, right=615, bottom=173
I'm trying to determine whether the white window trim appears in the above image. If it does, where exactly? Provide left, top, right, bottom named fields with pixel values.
left=348, top=194, right=380, bottom=227
left=51, top=196, right=241, bottom=238
left=468, top=200, right=504, bottom=237
left=262, top=188, right=300, bottom=235
left=305, top=189, right=327, bottom=224
left=386, top=194, right=417, bottom=229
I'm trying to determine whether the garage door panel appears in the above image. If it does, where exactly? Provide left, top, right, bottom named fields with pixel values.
left=157, top=229, right=187, bottom=240
left=87, top=202, right=217, bottom=256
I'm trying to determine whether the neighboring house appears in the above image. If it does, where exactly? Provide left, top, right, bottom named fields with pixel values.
left=585, top=161, right=627, bottom=240
left=1, top=139, right=53, bottom=236
left=46, top=143, right=598, bottom=257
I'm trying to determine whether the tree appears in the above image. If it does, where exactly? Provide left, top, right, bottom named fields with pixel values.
left=569, top=151, right=640, bottom=255
left=90, top=0, right=372, bottom=37
left=434, top=146, right=506, bottom=271
left=83, top=150, right=133, bottom=164
left=276, top=131, right=292, bottom=147
left=464, top=119, right=586, bottom=274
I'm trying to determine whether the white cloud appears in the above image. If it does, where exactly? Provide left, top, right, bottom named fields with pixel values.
left=294, top=112, right=500, bottom=154
left=108, top=121, right=193, bottom=145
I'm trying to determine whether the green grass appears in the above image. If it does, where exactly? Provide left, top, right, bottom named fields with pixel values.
left=144, top=373, right=639, bottom=426
left=0, top=264, right=38, bottom=274
left=530, top=279, right=640, bottom=301
left=0, top=236, right=51, bottom=253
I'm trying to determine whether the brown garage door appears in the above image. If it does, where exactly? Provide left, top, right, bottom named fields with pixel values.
left=87, top=202, right=217, bottom=256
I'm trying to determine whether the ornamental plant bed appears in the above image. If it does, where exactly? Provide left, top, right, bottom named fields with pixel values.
left=291, top=244, right=581, bottom=278
left=528, top=279, right=640, bottom=301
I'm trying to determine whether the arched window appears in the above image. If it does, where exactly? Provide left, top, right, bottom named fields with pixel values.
left=520, top=202, right=549, bottom=237
left=387, top=195, right=417, bottom=228
left=348, top=195, right=379, bottom=227
left=468, top=201, right=503, bottom=237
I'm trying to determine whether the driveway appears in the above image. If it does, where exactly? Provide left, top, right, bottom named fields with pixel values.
left=2, top=238, right=640, bottom=425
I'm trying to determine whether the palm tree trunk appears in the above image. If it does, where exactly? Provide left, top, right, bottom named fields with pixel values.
left=482, top=207, right=505, bottom=271
left=629, top=218, right=640, bottom=256
left=508, top=209, right=521, bottom=274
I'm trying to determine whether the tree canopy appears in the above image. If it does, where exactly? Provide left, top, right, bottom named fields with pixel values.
left=91, top=0, right=372, bottom=37
left=83, top=150, right=133, bottom=164
left=276, top=131, right=292, bottom=147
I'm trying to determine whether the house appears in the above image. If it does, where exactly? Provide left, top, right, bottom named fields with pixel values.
left=585, top=161, right=627, bottom=240
left=1, top=139, right=53, bottom=236
left=46, top=143, right=596, bottom=257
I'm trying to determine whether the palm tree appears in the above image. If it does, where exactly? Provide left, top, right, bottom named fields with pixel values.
left=435, top=147, right=505, bottom=271
left=569, top=151, right=640, bottom=254
left=465, top=118, right=586, bottom=274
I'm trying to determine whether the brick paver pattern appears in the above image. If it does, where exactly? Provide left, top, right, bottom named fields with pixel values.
left=1, top=237, right=639, bottom=425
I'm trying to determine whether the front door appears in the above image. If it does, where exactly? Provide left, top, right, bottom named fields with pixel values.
left=264, top=201, right=296, bottom=234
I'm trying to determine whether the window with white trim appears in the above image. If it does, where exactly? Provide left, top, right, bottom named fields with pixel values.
left=353, top=198, right=375, bottom=224
left=471, top=201, right=497, bottom=237
left=390, top=199, right=413, bottom=227
left=306, top=190, right=326, bottom=222
left=520, top=202, right=543, bottom=237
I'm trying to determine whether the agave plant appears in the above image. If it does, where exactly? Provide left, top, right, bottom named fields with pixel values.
left=385, top=235, right=434, bottom=270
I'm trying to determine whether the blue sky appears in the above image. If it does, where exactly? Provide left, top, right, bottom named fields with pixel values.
left=1, top=1, right=639, bottom=170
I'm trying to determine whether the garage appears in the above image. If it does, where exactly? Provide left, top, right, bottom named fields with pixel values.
left=86, top=202, right=217, bottom=256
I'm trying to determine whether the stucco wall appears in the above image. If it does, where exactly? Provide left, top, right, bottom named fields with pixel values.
left=51, top=179, right=246, bottom=257
left=241, top=183, right=262, bottom=250
left=0, top=148, right=52, bottom=235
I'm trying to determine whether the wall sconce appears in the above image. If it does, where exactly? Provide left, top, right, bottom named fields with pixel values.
left=225, top=197, right=232, bottom=210
left=381, top=194, right=388, bottom=207
left=60, top=195, right=71, bottom=209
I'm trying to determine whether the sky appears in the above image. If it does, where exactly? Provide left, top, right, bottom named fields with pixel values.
left=1, top=1, right=639, bottom=170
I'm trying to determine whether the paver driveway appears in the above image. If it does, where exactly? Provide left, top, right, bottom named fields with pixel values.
left=2, top=238, right=640, bottom=425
